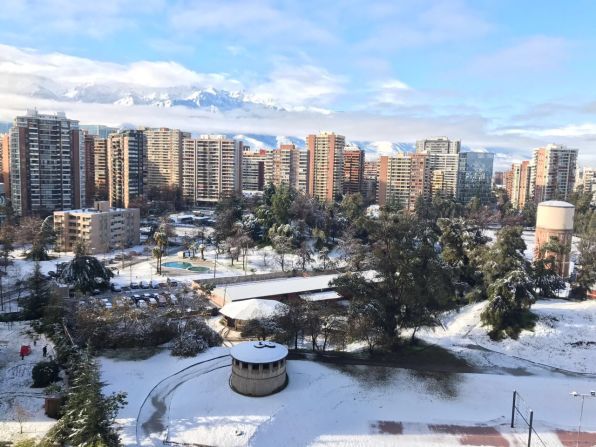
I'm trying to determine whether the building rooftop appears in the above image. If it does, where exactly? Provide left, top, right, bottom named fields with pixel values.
left=220, top=299, right=287, bottom=321
left=213, top=274, right=339, bottom=303
left=230, top=341, right=288, bottom=363
left=538, top=200, right=575, bottom=208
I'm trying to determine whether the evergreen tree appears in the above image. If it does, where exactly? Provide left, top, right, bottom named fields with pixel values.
left=46, top=350, right=126, bottom=446
left=481, top=226, right=528, bottom=285
left=481, top=269, right=536, bottom=339
left=571, top=227, right=596, bottom=298
left=22, top=262, right=51, bottom=320
left=59, top=251, right=114, bottom=293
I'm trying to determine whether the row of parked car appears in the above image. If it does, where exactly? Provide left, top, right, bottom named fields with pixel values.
left=109, top=279, right=178, bottom=293
left=88, top=291, right=180, bottom=310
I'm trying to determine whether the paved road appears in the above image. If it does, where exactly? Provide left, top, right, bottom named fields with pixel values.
left=136, top=355, right=231, bottom=446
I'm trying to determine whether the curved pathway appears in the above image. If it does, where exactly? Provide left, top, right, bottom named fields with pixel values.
left=136, top=354, right=231, bottom=446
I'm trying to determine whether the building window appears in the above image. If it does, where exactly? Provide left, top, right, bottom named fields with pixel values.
left=241, top=362, right=248, bottom=370
left=251, top=364, right=259, bottom=371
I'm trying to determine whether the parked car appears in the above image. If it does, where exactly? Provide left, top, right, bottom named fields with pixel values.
left=143, top=293, right=152, bottom=300
left=140, top=281, right=149, bottom=289
left=131, top=282, right=139, bottom=289
left=157, top=295, right=167, bottom=307
left=121, top=285, right=130, bottom=292
left=148, top=297, right=158, bottom=306
left=132, top=294, right=142, bottom=301
left=92, top=289, right=101, bottom=295
left=111, top=284, right=122, bottom=292
left=151, top=282, right=160, bottom=289
left=158, top=282, right=167, bottom=288
left=137, top=300, right=148, bottom=308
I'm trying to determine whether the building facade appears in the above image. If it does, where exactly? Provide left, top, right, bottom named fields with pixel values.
left=54, top=201, right=140, bottom=254
left=362, top=160, right=379, bottom=204
left=144, top=128, right=190, bottom=195
left=343, top=145, right=365, bottom=195
left=107, top=130, right=146, bottom=208
left=93, top=138, right=109, bottom=201
left=415, top=136, right=460, bottom=198
left=505, top=161, right=533, bottom=210
left=531, top=144, right=578, bottom=203
left=307, top=132, right=345, bottom=201
left=377, top=153, right=431, bottom=211
left=242, top=149, right=267, bottom=192
left=182, top=135, right=242, bottom=203
left=575, top=166, right=596, bottom=195
left=83, top=132, right=96, bottom=207
left=265, top=144, right=308, bottom=193
left=9, top=110, right=85, bottom=216
left=0, top=133, right=9, bottom=199
left=457, top=152, right=494, bottom=205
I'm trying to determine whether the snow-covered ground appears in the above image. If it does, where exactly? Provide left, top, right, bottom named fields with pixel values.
left=420, top=299, right=596, bottom=374
left=0, top=321, right=57, bottom=443
left=101, top=347, right=596, bottom=447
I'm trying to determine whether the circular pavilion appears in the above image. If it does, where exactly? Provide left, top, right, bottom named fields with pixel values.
left=229, top=341, right=288, bottom=396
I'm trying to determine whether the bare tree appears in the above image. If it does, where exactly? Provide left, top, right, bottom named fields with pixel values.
left=14, top=401, right=31, bottom=434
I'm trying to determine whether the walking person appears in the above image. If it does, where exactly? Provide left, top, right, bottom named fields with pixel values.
left=42, top=345, right=47, bottom=357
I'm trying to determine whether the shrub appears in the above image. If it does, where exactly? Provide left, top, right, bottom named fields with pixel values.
left=171, top=319, right=222, bottom=357
left=32, top=360, right=60, bottom=388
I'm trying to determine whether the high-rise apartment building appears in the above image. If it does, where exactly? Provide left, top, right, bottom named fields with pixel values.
left=83, top=132, right=96, bottom=207
left=9, top=110, right=85, bottom=216
left=493, top=171, right=505, bottom=188
left=457, top=152, right=494, bottom=205
left=362, top=160, right=379, bottom=204
left=107, top=130, right=145, bottom=208
left=531, top=144, right=578, bottom=203
left=94, top=138, right=109, bottom=201
left=343, top=145, right=365, bottom=195
left=242, top=149, right=267, bottom=192
left=265, top=144, right=308, bottom=193
left=415, top=136, right=460, bottom=198
left=505, top=161, right=532, bottom=209
left=182, top=135, right=242, bottom=204
left=307, top=132, right=345, bottom=201
left=0, top=133, right=9, bottom=199
left=575, top=166, right=596, bottom=195
left=377, top=153, right=431, bottom=211
left=144, top=128, right=190, bottom=195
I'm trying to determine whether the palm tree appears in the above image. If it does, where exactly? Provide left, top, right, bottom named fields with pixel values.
left=152, top=246, right=162, bottom=274
left=153, top=231, right=168, bottom=274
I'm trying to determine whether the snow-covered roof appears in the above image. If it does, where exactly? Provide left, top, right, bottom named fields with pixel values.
left=220, top=299, right=287, bottom=320
left=230, top=341, right=288, bottom=363
left=213, top=274, right=339, bottom=303
left=538, top=200, right=574, bottom=208
left=299, top=291, right=342, bottom=301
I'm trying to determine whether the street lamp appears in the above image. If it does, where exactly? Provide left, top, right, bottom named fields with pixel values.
left=570, top=390, right=596, bottom=447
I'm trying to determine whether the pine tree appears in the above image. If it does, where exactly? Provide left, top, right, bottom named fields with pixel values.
left=22, top=262, right=51, bottom=319
left=59, top=251, right=114, bottom=293
left=46, top=350, right=126, bottom=446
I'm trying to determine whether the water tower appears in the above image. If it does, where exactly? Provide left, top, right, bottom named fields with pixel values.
left=534, top=200, right=575, bottom=277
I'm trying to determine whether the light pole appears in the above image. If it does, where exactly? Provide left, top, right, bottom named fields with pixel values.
left=571, top=390, right=596, bottom=447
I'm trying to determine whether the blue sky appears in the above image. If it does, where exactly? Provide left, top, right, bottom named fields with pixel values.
left=0, top=0, right=594, bottom=166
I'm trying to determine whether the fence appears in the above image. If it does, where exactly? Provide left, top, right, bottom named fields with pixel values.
left=511, top=390, right=548, bottom=447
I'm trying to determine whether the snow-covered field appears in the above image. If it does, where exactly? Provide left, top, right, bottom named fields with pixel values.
left=420, top=299, right=596, bottom=374
left=101, top=346, right=596, bottom=447
left=0, top=321, right=57, bottom=443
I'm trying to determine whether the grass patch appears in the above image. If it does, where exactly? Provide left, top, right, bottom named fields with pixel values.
left=100, top=346, right=164, bottom=361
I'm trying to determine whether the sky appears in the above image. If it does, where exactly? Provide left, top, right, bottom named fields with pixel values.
left=0, top=0, right=595, bottom=167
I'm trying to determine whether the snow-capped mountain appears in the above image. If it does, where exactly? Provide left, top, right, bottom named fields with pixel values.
left=11, top=76, right=284, bottom=113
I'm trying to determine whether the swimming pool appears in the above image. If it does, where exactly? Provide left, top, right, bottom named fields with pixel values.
left=162, top=261, right=209, bottom=273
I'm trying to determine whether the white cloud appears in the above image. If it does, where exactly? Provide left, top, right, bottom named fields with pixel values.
left=0, top=44, right=241, bottom=90
left=469, top=36, right=571, bottom=76
left=248, top=65, right=346, bottom=108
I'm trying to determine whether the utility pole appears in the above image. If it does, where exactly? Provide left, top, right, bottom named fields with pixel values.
left=571, top=390, right=596, bottom=447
